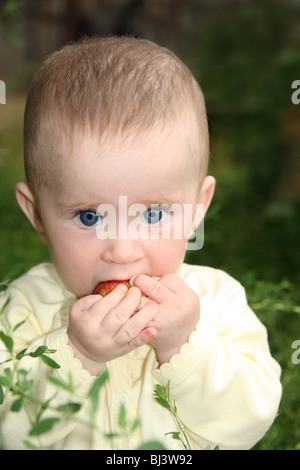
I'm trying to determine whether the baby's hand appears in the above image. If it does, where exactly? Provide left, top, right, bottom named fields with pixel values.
left=67, top=285, right=158, bottom=375
left=132, top=274, right=200, bottom=365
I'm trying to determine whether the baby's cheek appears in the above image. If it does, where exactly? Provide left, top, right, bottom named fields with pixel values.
left=149, top=238, right=187, bottom=275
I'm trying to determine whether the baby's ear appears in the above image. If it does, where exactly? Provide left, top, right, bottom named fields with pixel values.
left=15, top=182, right=47, bottom=243
left=189, top=176, right=215, bottom=237
left=197, top=176, right=215, bottom=216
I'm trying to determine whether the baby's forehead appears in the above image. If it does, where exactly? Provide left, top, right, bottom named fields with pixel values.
left=52, top=123, right=197, bottom=185
left=59, top=120, right=193, bottom=160
left=43, top=111, right=207, bottom=201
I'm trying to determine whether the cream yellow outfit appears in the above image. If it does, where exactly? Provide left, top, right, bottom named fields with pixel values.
left=0, top=263, right=281, bottom=450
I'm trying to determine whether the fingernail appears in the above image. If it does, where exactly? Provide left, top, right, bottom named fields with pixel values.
left=129, top=286, right=141, bottom=296
left=129, top=275, right=137, bottom=287
left=117, top=284, right=128, bottom=291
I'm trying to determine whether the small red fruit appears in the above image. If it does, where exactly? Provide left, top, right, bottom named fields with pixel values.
left=93, top=280, right=131, bottom=296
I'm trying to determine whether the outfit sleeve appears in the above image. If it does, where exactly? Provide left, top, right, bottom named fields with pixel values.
left=152, top=266, right=282, bottom=450
left=0, top=265, right=95, bottom=449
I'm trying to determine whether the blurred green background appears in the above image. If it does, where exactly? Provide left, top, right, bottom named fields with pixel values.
left=0, top=0, right=300, bottom=449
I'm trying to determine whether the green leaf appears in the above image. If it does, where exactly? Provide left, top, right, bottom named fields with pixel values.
left=137, top=440, right=167, bottom=450
left=15, top=348, right=28, bottom=359
left=29, top=417, right=60, bottom=436
left=12, top=319, right=26, bottom=332
left=165, top=431, right=180, bottom=440
left=28, top=345, right=48, bottom=357
left=0, top=375, right=11, bottom=388
left=0, top=294, right=11, bottom=313
left=36, top=397, right=53, bottom=423
left=0, top=331, right=13, bottom=354
left=130, top=418, right=140, bottom=433
left=22, top=379, right=34, bottom=393
left=56, top=402, right=81, bottom=414
left=173, top=400, right=177, bottom=414
left=48, top=375, right=73, bottom=392
left=154, top=384, right=167, bottom=398
left=40, top=354, right=60, bottom=369
left=3, top=368, right=13, bottom=387
left=0, top=383, right=4, bottom=404
left=154, top=396, right=171, bottom=410
left=104, top=432, right=119, bottom=439
left=2, top=264, right=26, bottom=283
left=23, top=440, right=39, bottom=450
left=88, top=369, right=109, bottom=412
left=118, top=404, right=126, bottom=429
left=11, top=397, right=23, bottom=412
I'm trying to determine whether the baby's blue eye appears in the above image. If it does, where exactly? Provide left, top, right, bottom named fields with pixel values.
left=75, top=210, right=102, bottom=227
left=142, top=207, right=167, bottom=225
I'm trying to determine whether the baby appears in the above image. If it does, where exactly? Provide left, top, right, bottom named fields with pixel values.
left=0, top=36, right=281, bottom=450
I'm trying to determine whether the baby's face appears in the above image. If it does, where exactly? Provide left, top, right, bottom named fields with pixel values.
left=36, top=126, right=207, bottom=297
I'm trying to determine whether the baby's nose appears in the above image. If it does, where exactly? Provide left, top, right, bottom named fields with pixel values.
left=101, top=238, right=144, bottom=265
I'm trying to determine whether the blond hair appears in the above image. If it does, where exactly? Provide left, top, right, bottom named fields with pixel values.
left=24, top=36, right=209, bottom=196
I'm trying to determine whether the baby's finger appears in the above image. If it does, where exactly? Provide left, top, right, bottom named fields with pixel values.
left=155, top=273, right=185, bottom=292
left=132, top=275, right=170, bottom=302
left=128, top=327, right=157, bottom=349
left=114, top=300, right=158, bottom=346
left=96, top=283, right=129, bottom=310
left=71, top=294, right=102, bottom=314
left=134, top=295, right=148, bottom=312
left=101, top=286, right=142, bottom=330
left=83, top=284, right=129, bottom=324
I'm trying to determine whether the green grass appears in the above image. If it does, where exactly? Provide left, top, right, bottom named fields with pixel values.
left=0, top=94, right=51, bottom=279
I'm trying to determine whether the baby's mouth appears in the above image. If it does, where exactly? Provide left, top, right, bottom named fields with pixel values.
left=93, top=275, right=150, bottom=298
left=93, top=279, right=131, bottom=296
